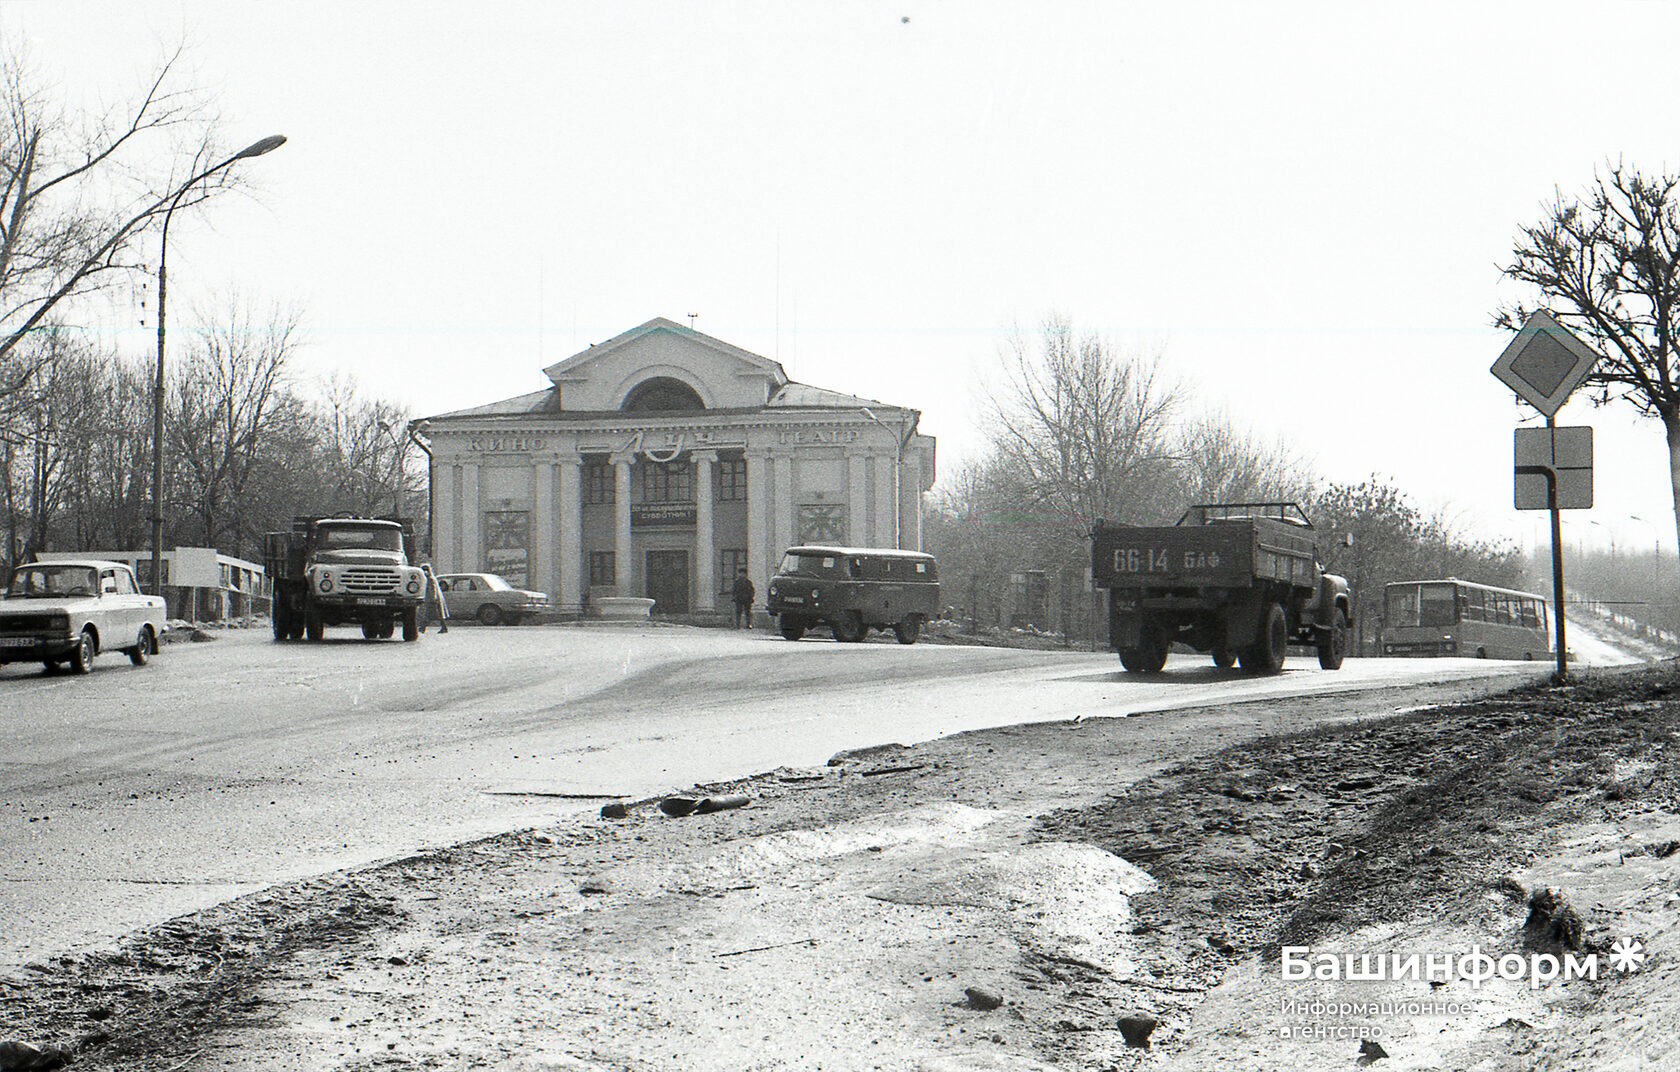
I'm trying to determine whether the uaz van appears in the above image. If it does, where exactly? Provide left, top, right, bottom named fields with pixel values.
left=766, top=546, right=940, bottom=644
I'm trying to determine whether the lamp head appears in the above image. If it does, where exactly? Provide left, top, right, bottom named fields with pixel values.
left=236, top=134, right=287, bottom=159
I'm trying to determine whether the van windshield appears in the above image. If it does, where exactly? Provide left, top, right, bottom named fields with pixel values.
left=779, top=552, right=851, bottom=578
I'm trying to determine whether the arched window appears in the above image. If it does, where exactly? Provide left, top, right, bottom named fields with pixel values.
left=622, top=377, right=705, bottom=412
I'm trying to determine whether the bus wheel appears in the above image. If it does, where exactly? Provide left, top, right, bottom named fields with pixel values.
left=1317, top=614, right=1348, bottom=670
left=1241, top=604, right=1288, bottom=674
left=1477, top=647, right=1488, bottom=659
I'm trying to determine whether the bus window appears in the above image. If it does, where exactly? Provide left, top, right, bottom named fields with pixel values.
left=1419, top=583, right=1457, bottom=627
left=1385, top=584, right=1421, bottom=627
left=1520, top=599, right=1540, bottom=629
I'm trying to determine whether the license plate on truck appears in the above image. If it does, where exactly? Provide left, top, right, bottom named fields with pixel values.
left=355, top=597, right=387, bottom=606
left=0, top=637, right=36, bottom=647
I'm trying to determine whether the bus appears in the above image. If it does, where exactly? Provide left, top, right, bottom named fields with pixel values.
left=1382, top=578, right=1550, bottom=660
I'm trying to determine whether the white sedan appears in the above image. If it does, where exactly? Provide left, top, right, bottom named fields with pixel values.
left=435, top=573, right=551, bottom=626
left=0, top=560, right=165, bottom=674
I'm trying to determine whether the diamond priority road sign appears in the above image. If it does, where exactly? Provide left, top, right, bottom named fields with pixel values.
left=1491, top=310, right=1602, bottom=418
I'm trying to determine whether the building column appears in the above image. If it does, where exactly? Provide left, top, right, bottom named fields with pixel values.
left=847, top=453, right=869, bottom=546
left=433, top=461, right=457, bottom=571
left=462, top=462, right=482, bottom=571
left=902, top=449, right=924, bottom=552
left=773, top=453, right=795, bottom=560
left=558, top=452, right=582, bottom=608
left=612, top=454, right=633, bottom=594
left=533, top=460, right=554, bottom=595
left=693, top=450, right=717, bottom=613
left=746, top=449, right=768, bottom=599
left=873, top=453, right=896, bottom=549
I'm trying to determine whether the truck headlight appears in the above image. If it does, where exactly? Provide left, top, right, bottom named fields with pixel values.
left=768, top=584, right=778, bottom=597
left=317, top=573, right=334, bottom=593
left=406, top=575, right=422, bottom=594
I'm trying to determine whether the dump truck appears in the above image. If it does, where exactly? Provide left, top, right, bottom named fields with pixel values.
left=264, top=517, right=426, bottom=642
left=1090, top=502, right=1352, bottom=674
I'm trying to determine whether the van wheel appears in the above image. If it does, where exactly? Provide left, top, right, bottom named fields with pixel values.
left=478, top=604, right=503, bottom=626
left=69, top=629, right=96, bottom=674
left=893, top=615, right=922, bottom=645
left=779, top=616, right=807, bottom=641
left=1240, top=603, right=1288, bottom=674
left=129, top=627, right=153, bottom=666
left=831, top=612, right=864, bottom=643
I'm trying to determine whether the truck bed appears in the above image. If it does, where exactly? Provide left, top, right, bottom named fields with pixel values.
left=1092, top=517, right=1320, bottom=591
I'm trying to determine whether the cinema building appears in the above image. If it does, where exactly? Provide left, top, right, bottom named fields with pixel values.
left=416, top=317, right=936, bottom=616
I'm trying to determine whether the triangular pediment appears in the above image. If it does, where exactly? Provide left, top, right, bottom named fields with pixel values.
left=540, top=317, right=788, bottom=411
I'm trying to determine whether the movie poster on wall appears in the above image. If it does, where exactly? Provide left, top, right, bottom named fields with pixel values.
left=483, top=510, right=530, bottom=587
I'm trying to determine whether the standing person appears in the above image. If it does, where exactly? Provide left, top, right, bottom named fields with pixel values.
left=731, top=568, right=756, bottom=629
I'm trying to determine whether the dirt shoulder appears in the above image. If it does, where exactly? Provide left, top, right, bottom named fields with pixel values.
left=4, top=664, right=1675, bottom=1071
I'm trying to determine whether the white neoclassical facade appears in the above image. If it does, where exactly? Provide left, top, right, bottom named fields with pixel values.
left=417, top=317, right=936, bottom=615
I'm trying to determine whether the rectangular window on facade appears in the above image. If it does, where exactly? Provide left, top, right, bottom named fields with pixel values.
left=584, top=461, right=614, bottom=505
left=717, top=457, right=747, bottom=501
left=589, top=551, right=616, bottom=587
left=720, top=548, right=747, bottom=588
left=640, top=460, right=692, bottom=503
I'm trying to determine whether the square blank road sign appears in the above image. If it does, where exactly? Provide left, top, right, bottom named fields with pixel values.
left=1514, top=425, right=1593, bottom=510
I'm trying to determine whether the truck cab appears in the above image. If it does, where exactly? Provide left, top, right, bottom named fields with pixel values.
left=266, top=517, right=426, bottom=641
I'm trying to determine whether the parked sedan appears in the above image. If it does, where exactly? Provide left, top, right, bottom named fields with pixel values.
left=0, top=560, right=165, bottom=674
left=436, top=573, right=551, bottom=625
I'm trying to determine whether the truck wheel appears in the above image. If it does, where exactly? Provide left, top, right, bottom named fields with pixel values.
left=129, top=626, right=153, bottom=666
left=69, top=629, right=96, bottom=674
left=362, top=623, right=380, bottom=640
left=1240, top=603, right=1288, bottom=674
left=779, top=615, right=807, bottom=641
left=305, top=608, right=324, bottom=641
left=272, top=602, right=290, bottom=641
left=893, top=614, right=922, bottom=645
left=1212, top=647, right=1236, bottom=669
left=288, top=619, right=305, bottom=641
left=1317, top=613, right=1348, bottom=670
left=402, top=608, right=419, bottom=641
left=477, top=604, right=503, bottom=626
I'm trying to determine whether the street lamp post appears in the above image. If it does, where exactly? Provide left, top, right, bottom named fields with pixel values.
left=377, top=420, right=405, bottom=518
left=150, top=134, right=286, bottom=599
left=860, top=407, right=914, bottom=549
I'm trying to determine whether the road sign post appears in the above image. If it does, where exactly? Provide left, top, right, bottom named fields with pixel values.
left=1493, top=311, right=1603, bottom=682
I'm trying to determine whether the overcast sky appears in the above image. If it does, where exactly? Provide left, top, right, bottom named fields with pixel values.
left=8, top=0, right=1680, bottom=555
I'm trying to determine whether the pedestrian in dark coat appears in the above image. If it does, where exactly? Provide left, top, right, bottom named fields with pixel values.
left=731, top=569, right=756, bottom=629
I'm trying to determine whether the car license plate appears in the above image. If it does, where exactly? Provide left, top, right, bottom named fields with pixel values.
left=783, top=595, right=804, bottom=604
left=355, top=597, right=387, bottom=606
left=0, top=637, right=35, bottom=647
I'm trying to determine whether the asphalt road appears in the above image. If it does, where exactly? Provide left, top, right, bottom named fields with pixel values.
left=0, top=622, right=1564, bottom=967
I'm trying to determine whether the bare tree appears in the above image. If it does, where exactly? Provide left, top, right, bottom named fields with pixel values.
left=1174, top=411, right=1314, bottom=506
left=1500, top=162, right=1680, bottom=550
left=988, top=315, right=1182, bottom=536
left=0, top=43, right=227, bottom=373
left=169, top=298, right=302, bottom=551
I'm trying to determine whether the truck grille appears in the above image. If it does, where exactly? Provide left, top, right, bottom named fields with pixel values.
left=338, top=567, right=402, bottom=594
